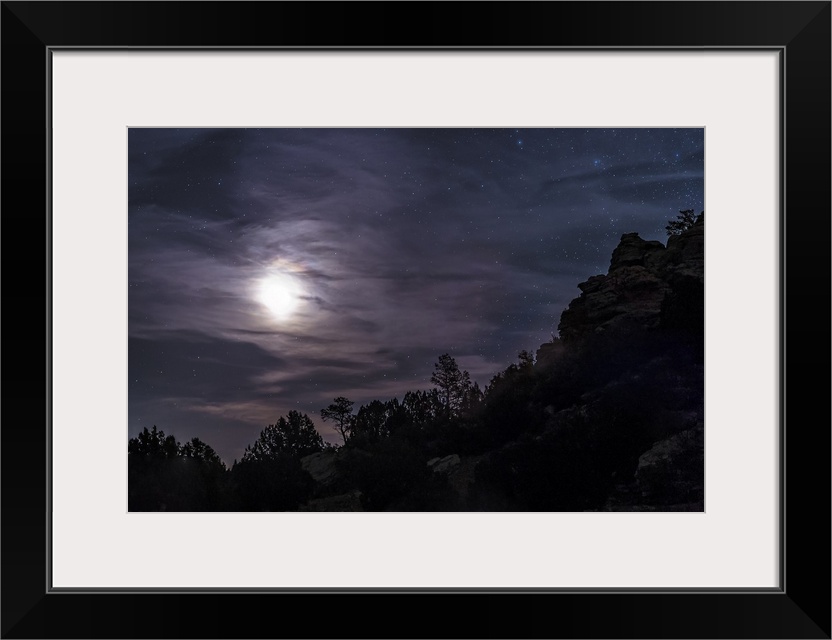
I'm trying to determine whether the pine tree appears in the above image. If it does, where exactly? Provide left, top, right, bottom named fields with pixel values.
left=320, top=396, right=355, bottom=444
left=430, top=353, right=473, bottom=418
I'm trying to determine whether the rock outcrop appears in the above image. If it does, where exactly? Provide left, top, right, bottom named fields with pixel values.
left=557, top=216, right=704, bottom=343
left=535, top=338, right=566, bottom=368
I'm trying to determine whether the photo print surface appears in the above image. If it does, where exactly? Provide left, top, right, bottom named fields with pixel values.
left=128, top=128, right=704, bottom=512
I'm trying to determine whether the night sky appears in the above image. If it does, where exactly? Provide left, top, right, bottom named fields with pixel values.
left=128, top=128, right=703, bottom=464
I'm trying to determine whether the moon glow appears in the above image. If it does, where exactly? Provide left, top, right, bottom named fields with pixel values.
left=257, top=272, right=303, bottom=321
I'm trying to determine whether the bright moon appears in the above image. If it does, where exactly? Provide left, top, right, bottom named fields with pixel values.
left=257, top=273, right=303, bottom=321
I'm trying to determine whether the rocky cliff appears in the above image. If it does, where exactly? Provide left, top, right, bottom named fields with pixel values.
left=522, top=215, right=705, bottom=510
left=557, top=215, right=704, bottom=343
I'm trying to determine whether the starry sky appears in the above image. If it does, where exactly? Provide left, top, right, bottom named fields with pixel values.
left=129, top=128, right=703, bottom=464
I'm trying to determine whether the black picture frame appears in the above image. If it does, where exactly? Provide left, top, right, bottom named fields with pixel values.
left=2, top=2, right=829, bottom=638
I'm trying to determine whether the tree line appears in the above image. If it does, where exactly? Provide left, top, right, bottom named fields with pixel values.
left=129, top=352, right=488, bottom=510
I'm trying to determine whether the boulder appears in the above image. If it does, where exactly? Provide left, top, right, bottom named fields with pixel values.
left=427, top=454, right=460, bottom=474
left=427, top=454, right=484, bottom=500
left=300, top=450, right=340, bottom=486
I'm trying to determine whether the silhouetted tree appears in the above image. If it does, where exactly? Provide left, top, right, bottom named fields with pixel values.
left=230, top=411, right=322, bottom=510
left=242, top=410, right=324, bottom=461
left=665, top=209, right=702, bottom=236
left=382, top=397, right=408, bottom=434
left=517, top=350, right=535, bottom=370
left=180, top=437, right=226, bottom=469
left=320, top=396, right=355, bottom=444
left=460, top=380, right=484, bottom=415
left=178, top=436, right=229, bottom=510
left=430, top=353, right=472, bottom=418
left=351, top=399, right=390, bottom=443
left=129, top=425, right=180, bottom=458
left=401, top=389, right=443, bottom=427
left=128, top=427, right=230, bottom=511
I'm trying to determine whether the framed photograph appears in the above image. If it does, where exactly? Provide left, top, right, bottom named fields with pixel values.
left=3, top=2, right=829, bottom=638
left=124, top=125, right=707, bottom=517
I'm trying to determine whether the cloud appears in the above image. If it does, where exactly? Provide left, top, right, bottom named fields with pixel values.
left=128, top=127, right=704, bottom=463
